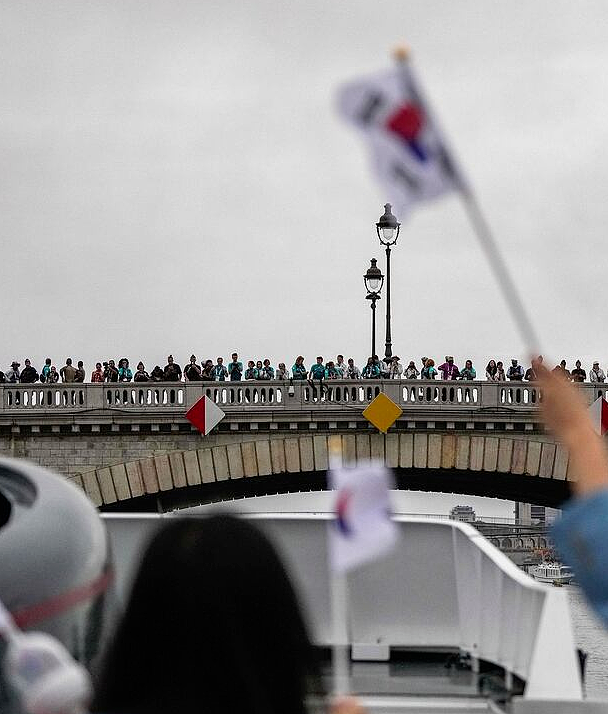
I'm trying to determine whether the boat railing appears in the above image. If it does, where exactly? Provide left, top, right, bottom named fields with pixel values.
left=102, top=512, right=583, bottom=702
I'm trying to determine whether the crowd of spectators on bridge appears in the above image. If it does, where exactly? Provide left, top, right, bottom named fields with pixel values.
left=0, top=353, right=606, bottom=385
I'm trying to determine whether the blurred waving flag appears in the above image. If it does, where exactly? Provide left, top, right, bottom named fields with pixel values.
left=329, top=462, right=398, bottom=573
left=337, top=59, right=458, bottom=219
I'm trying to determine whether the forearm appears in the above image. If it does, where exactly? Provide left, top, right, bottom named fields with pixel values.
left=563, top=423, right=608, bottom=496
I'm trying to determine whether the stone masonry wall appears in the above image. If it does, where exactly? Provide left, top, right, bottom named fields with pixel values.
left=0, top=430, right=297, bottom=478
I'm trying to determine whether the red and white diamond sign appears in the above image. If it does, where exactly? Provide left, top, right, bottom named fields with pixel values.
left=588, top=396, right=608, bottom=436
left=186, top=396, right=225, bottom=436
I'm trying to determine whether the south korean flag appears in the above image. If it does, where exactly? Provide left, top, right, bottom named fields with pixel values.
left=337, top=64, right=458, bottom=219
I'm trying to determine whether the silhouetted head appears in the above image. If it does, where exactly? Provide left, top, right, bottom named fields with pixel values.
left=91, top=516, right=318, bottom=714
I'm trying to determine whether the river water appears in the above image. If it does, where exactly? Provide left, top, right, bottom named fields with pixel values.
left=566, top=585, right=608, bottom=698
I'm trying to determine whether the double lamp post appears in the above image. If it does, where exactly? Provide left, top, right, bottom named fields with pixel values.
left=363, top=203, right=401, bottom=360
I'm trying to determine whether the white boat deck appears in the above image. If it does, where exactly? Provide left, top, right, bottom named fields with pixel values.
left=102, top=499, right=607, bottom=713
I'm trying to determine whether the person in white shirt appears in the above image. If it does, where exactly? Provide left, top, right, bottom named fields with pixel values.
left=335, top=355, right=347, bottom=378
left=590, top=361, right=606, bottom=383
left=275, top=363, right=290, bottom=380
left=404, top=360, right=420, bottom=379
left=344, top=358, right=361, bottom=379
left=387, top=356, right=403, bottom=379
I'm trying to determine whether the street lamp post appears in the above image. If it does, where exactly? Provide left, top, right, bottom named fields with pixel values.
left=376, top=203, right=401, bottom=361
left=364, top=258, right=384, bottom=358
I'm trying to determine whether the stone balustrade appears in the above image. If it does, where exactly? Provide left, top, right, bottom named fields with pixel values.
left=0, top=379, right=605, bottom=418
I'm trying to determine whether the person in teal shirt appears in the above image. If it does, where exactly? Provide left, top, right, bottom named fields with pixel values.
left=245, top=360, right=258, bottom=380
left=261, top=359, right=274, bottom=380
left=309, top=357, right=325, bottom=380
left=118, top=358, right=133, bottom=382
left=362, top=357, right=380, bottom=379
left=325, top=361, right=340, bottom=379
left=459, top=360, right=476, bottom=380
left=292, top=356, right=307, bottom=379
left=228, top=353, right=243, bottom=381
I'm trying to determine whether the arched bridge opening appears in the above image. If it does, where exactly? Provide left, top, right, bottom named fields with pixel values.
left=70, top=432, right=574, bottom=513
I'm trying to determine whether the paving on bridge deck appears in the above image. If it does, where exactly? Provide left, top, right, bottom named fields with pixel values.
left=315, top=652, right=519, bottom=711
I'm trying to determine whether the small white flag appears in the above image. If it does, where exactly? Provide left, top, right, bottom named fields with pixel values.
left=329, top=462, right=398, bottom=573
left=337, top=64, right=457, bottom=219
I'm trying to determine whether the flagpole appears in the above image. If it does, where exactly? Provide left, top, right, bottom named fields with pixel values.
left=328, top=436, right=350, bottom=697
left=393, top=47, right=541, bottom=355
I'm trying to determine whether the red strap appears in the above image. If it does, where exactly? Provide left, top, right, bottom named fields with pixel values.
left=11, top=568, right=114, bottom=629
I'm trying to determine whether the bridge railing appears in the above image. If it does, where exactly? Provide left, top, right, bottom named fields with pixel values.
left=0, top=380, right=605, bottom=414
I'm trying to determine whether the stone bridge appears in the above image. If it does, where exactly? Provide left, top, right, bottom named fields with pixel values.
left=0, top=380, right=603, bottom=511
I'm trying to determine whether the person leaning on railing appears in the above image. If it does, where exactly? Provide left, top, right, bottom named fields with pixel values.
left=325, top=361, right=340, bottom=379
left=404, top=360, right=419, bottom=379
left=345, top=358, right=361, bottom=379
left=459, top=360, right=476, bottom=380
left=184, top=355, right=202, bottom=381
left=133, top=362, right=149, bottom=382
left=91, top=363, right=104, bottom=382
left=362, top=357, right=380, bottom=379
left=387, top=356, right=403, bottom=378
left=275, top=362, right=289, bottom=380
left=590, top=361, right=606, bottom=383
left=420, top=358, right=437, bottom=380
left=261, top=359, right=274, bottom=380
left=292, top=356, right=308, bottom=380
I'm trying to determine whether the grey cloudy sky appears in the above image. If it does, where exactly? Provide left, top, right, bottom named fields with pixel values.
left=2, top=1, right=608, bottom=514
left=2, top=0, right=608, bottom=373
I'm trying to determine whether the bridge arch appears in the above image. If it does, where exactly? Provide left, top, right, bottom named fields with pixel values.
left=70, top=431, right=573, bottom=512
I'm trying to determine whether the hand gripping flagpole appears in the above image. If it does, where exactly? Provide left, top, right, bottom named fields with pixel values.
left=394, top=47, right=541, bottom=355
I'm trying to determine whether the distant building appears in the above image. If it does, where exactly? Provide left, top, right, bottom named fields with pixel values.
left=515, top=503, right=560, bottom=525
left=450, top=505, right=476, bottom=523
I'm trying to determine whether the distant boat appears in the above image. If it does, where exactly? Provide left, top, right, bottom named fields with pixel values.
left=530, top=561, right=574, bottom=585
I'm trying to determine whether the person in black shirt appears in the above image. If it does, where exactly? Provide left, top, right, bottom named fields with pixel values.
left=184, top=355, right=202, bottom=381
left=19, top=359, right=38, bottom=383
left=150, top=365, right=164, bottom=382
left=163, top=355, right=182, bottom=382
left=103, top=360, right=119, bottom=382
left=506, top=359, right=524, bottom=381
left=524, top=355, right=543, bottom=382
left=134, top=362, right=150, bottom=382
left=571, top=360, right=587, bottom=383
left=74, top=360, right=85, bottom=383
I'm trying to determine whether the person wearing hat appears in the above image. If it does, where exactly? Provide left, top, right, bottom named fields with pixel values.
left=387, top=355, right=403, bottom=379
left=590, top=361, right=605, bottom=383
left=506, top=358, right=524, bottom=381
left=438, top=356, right=459, bottom=380
left=5, top=361, right=20, bottom=383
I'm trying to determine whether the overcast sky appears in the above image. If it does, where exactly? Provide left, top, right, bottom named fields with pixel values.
left=3, top=1, right=608, bottom=514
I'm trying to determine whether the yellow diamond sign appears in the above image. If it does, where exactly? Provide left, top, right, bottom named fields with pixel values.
left=362, top=393, right=403, bottom=433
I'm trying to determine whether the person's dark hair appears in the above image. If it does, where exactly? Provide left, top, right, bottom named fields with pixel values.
left=91, top=516, right=320, bottom=714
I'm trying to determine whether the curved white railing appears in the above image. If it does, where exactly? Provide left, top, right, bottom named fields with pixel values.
left=0, top=380, right=605, bottom=415
left=102, top=513, right=582, bottom=701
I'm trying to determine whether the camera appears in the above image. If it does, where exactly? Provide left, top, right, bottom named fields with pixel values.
left=103, top=362, right=108, bottom=367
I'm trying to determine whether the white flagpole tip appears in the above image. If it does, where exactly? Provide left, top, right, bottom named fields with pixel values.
left=393, top=45, right=411, bottom=62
